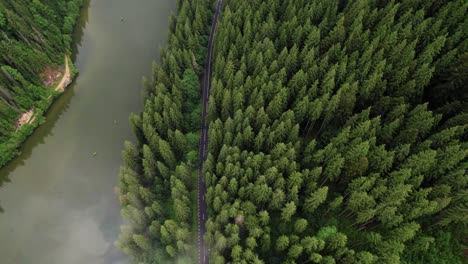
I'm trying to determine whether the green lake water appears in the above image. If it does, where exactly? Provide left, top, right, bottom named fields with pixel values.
left=0, top=1, right=174, bottom=263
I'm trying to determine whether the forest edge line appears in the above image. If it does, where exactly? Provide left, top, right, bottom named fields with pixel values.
left=16, top=55, right=72, bottom=131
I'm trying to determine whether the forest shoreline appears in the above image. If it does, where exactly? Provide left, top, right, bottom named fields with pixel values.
left=15, top=55, right=73, bottom=131
left=54, top=55, right=72, bottom=93
left=0, top=0, right=83, bottom=168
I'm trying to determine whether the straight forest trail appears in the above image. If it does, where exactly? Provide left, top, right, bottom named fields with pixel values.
left=198, top=0, right=223, bottom=263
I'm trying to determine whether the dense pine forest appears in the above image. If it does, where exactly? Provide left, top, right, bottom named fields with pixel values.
left=117, top=0, right=467, bottom=263
left=0, top=0, right=82, bottom=167
left=116, top=0, right=213, bottom=261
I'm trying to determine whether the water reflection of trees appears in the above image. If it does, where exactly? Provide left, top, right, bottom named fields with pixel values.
left=72, top=0, right=91, bottom=61
left=0, top=0, right=90, bottom=214
left=0, top=174, right=7, bottom=212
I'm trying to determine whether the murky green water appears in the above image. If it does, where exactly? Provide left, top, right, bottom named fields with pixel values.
left=0, top=1, right=174, bottom=263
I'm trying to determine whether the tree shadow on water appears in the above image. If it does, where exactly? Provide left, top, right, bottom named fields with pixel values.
left=72, top=0, right=91, bottom=62
left=0, top=81, right=78, bottom=213
left=0, top=0, right=91, bottom=214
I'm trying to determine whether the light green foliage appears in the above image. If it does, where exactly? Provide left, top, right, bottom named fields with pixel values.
left=0, top=11, right=5, bottom=28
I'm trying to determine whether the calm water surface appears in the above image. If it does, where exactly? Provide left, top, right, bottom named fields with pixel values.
left=0, top=1, right=174, bottom=263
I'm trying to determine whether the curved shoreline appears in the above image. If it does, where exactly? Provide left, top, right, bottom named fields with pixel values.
left=55, top=56, right=71, bottom=93
left=16, top=55, right=72, bottom=130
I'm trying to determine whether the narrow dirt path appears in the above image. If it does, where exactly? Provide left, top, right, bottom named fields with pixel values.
left=55, top=55, right=71, bottom=92
left=16, top=55, right=71, bottom=130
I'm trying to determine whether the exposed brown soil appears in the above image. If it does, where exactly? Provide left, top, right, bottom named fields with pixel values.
left=41, top=65, right=63, bottom=87
left=15, top=109, right=34, bottom=130
left=16, top=56, right=71, bottom=130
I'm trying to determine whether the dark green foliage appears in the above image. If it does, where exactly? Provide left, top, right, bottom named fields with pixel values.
left=116, top=0, right=214, bottom=262
left=202, top=0, right=468, bottom=263
left=402, top=230, right=467, bottom=264
left=119, top=0, right=467, bottom=263
left=0, top=0, right=83, bottom=167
